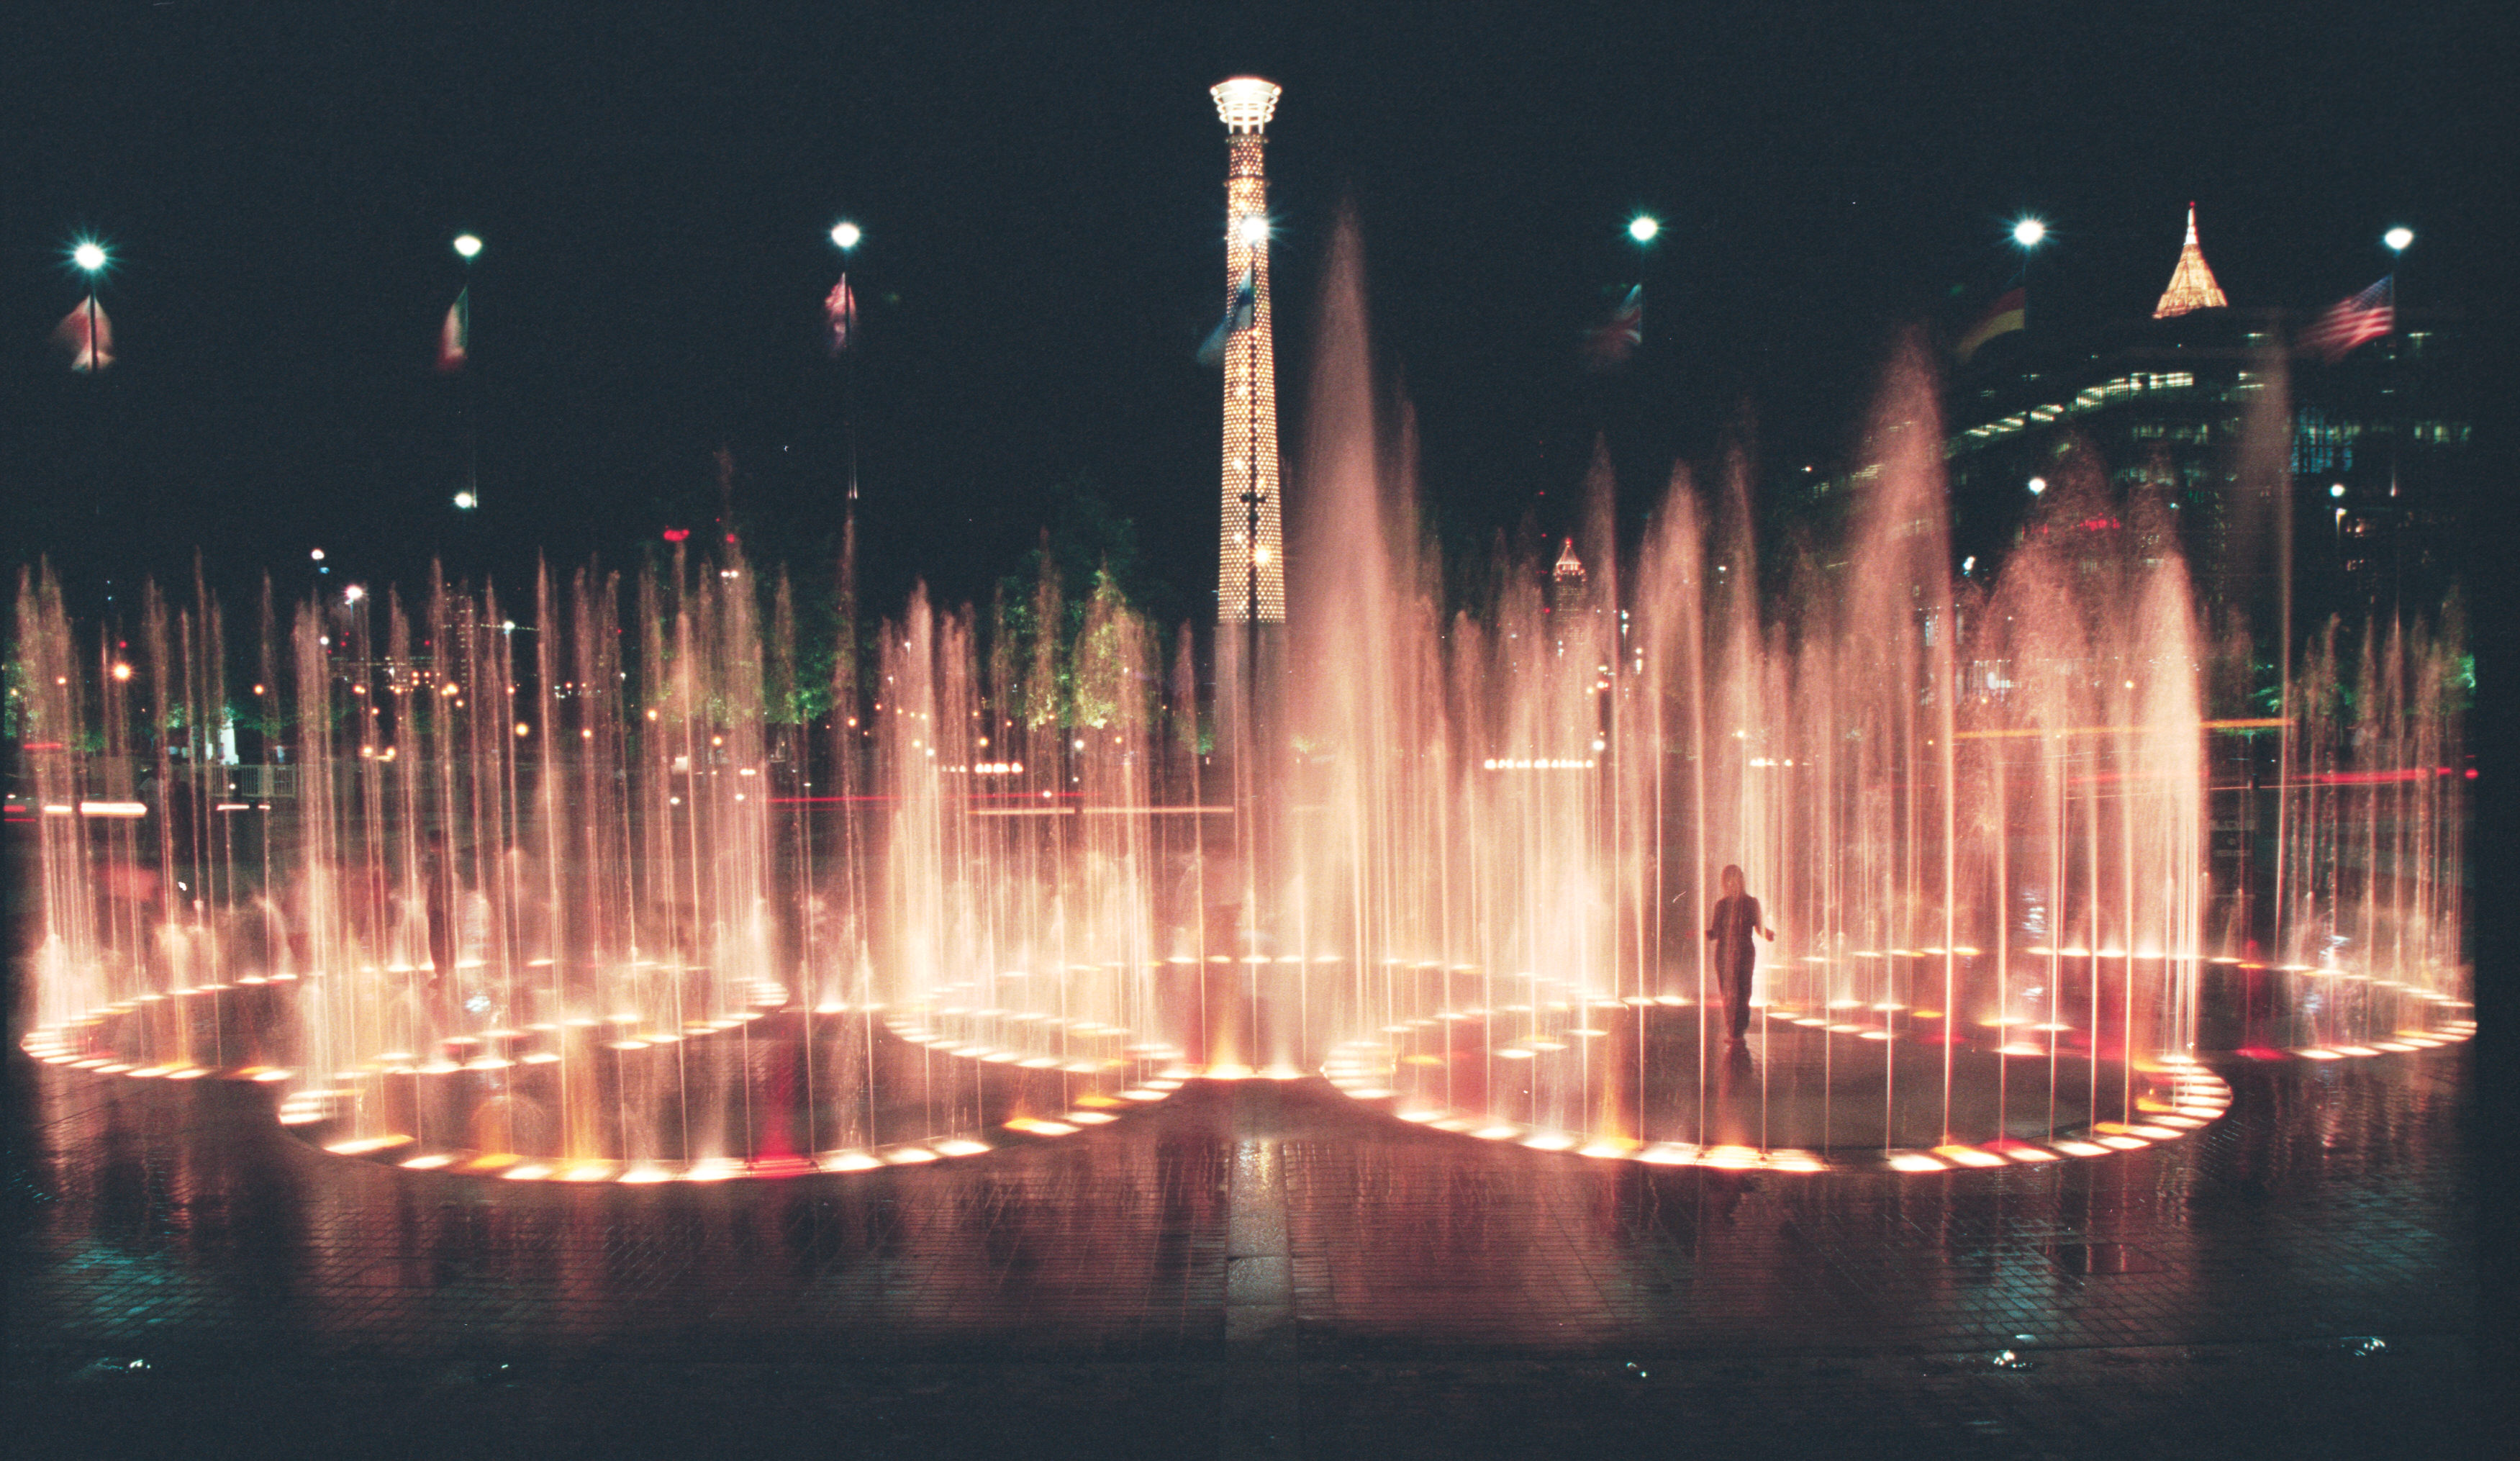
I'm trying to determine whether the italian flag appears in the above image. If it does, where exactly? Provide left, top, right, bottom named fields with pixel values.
left=436, top=288, right=469, bottom=373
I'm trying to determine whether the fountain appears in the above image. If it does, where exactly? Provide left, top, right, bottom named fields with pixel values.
left=10, top=223, right=2468, bottom=1180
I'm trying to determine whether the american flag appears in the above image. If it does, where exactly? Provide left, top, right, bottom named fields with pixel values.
left=1583, top=284, right=1643, bottom=371
left=2300, top=276, right=2393, bottom=363
left=825, top=273, right=856, bottom=355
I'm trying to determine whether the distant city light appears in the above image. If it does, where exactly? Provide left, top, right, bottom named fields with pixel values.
left=2383, top=227, right=2414, bottom=253
left=1961, top=556, right=1976, bottom=574
left=73, top=241, right=109, bottom=273
left=309, top=548, right=326, bottom=561
left=344, top=584, right=366, bottom=604
left=453, top=234, right=482, bottom=260
left=110, top=662, right=133, bottom=682
left=2026, top=476, right=2047, bottom=495
left=1628, top=214, right=1661, bottom=243
left=830, top=221, right=861, bottom=250
left=453, top=490, right=479, bottom=510
left=2012, top=217, right=2047, bottom=248
left=2330, top=483, right=2347, bottom=498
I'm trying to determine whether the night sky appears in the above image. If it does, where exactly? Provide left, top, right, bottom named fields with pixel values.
left=1, top=1, right=2495, bottom=628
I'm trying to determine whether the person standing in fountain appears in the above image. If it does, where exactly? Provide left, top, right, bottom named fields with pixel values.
left=423, top=831, right=456, bottom=994
left=1705, top=865, right=1775, bottom=1045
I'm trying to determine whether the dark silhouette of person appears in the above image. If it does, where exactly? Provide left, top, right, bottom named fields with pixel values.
left=423, top=830, right=456, bottom=991
left=1705, top=864, right=1775, bottom=1044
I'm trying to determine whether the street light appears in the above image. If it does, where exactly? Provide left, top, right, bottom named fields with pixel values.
left=2027, top=477, right=2047, bottom=496
left=2383, top=227, right=2414, bottom=254
left=1628, top=214, right=1661, bottom=244
left=448, top=235, right=482, bottom=509
left=73, top=241, right=108, bottom=273
left=830, top=220, right=864, bottom=506
left=2011, top=217, right=2047, bottom=248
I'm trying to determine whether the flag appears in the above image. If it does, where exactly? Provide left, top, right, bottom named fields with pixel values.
left=55, top=297, right=113, bottom=371
left=825, top=273, right=856, bottom=355
left=436, top=288, right=469, bottom=373
left=1197, top=266, right=1256, bottom=366
left=1582, top=284, right=1643, bottom=371
left=1955, top=287, right=2025, bottom=361
left=2299, top=276, right=2393, bottom=363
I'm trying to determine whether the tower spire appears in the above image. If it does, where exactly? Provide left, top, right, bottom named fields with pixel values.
left=2152, top=202, right=2229, bottom=320
left=1213, top=78, right=1284, bottom=624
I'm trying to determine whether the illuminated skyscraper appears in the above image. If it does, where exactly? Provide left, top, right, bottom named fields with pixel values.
left=1213, top=78, right=1284, bottom=623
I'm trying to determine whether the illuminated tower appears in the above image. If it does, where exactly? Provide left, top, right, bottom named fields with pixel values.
left=1213, top=78, right=1284, bottom=623
left=2152, top=202, right=2229, bottom=320
left=1551, top=538, right=1587, bottom=612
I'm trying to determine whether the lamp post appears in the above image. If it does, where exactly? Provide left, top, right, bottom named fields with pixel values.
left=71, top=240, right=107, bottom=369
left=451, top=235, right=481, bottom=512
left=2010, top=217, right=2047, bottom=331
left=67, top=240, right=112, bottom=522
left=830, top=220, right=861, bottom=506
left=2381, top=226, right=2414, bottom=602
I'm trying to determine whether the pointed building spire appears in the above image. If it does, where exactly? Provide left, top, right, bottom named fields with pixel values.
left=1551, top=538, right=1588, bottom=612
left=2153, top=202, right=2229, bottom=320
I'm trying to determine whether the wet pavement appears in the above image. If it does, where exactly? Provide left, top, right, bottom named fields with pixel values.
left=1, top=1040, right=2487, bottom=1460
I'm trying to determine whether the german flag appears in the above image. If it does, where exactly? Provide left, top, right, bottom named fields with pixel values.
left=1955, top=287, right=2025, bottom=361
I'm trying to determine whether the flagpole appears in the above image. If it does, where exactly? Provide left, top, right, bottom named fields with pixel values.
left=451, top=234, right=482, bottom=510
left=830, top=222, right=862, bottom=513
left=71, top=240, right=109, bottom=517
left=2382, top=227, right=2413, bottom=610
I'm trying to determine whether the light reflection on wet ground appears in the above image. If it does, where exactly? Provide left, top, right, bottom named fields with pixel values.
left=1, top=1039, right=2485, bottom=1459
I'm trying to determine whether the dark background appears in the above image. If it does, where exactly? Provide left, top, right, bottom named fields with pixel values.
left=0, top=0, right=2496, bottom=625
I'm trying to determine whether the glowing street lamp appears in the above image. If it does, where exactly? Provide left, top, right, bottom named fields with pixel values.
left=73, top=241, right=108, bottom=273
left=830, top=220, right=861, bottom=252
left=2383, top=227, right=2414, bottom=254
left=452, top=233, right=483, bottom=260
left=2011, top=217, right=2047, bottom=249
left=1628, top=214, right=1662, bottom=244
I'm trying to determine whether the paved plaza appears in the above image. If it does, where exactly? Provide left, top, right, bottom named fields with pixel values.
left=1, top=1026, right=2489, bottom=1460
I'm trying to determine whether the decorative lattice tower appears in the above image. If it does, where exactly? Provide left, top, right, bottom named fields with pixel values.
left=2153, top=202, right=2230, bottom=320
left=1213, top=78, right=1284, bottom=624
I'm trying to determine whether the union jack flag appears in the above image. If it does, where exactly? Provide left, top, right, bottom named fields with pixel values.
left=2300, top=276, right=2393, bottom=363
